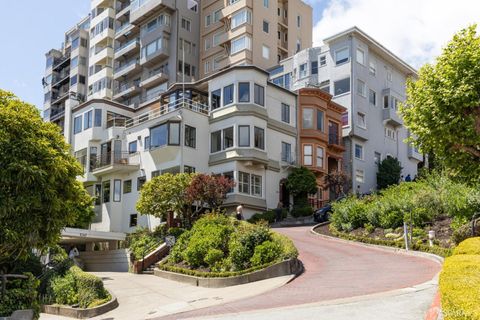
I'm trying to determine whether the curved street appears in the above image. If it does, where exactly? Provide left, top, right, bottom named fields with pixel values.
left=157, top=226, right=441, bottom=319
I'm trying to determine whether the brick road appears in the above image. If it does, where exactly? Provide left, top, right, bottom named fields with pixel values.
left=155, top=226, right=441, bottom=319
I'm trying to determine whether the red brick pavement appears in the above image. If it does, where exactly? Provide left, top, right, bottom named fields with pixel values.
left=155, top=226, right=441, bottom=319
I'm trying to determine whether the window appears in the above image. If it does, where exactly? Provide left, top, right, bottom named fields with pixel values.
left=334, top=78, right=350, bottom=96
left=254, top=84, right=264, bottom=106
left=151, top=170, right=161, bottom=178
left=137, top=176, right=146, bottom=190
left=281, top=103, right=290, bottom=123
left=74, top=116, right=82, bottom=134
left=357, top=112, right=366, bottom=128
left=205, top=38, right=211, bottom=50
left=84, top=110, right=92, bottom=130
left=129, top=214, right=137, bottom=227
left=181, top=17, right=191, bottom=31
left=128, top=141, right=137, bottom=154
left=223, top=127, right=234, bottom=149
left=71, top=56, right=78, bottom=68
left=297, top=15, right=301, bottom=27
left=369, top=60, right=376, bottom=76
left=72, top=37, right=79, bottom=49
left=262, top=45, right=270, bottom=59
left=239, top=171, right=250, bottom=194
left=356, top=48, right=365, bottom=65
left=316, top=146, right=324, bottom=168
left=335, top=47, right=349, bottom=65
left=231, top=35, right=251, bottom=54
left=355, top=144, right=363, bottom=160
left=213, top=32, right=223, bottom=46
left=254, top=127, right=265, bottom=150
left=144, top=136, right=150, bottom=150
left=211, top=130, right=221, bottom=152
left=222, top=84, right=234, bottom=105
left=184, top=165, right=196, bottom=174
left=369, top=89, right=376, bottom=106
left=204, top=60, right=211, bottom=73
left=386, top=68, right=392, bottom=82
left=311, top=61, right=318, bottom=75
left=355, top=170, right=364, bottom=183
left=319, top=55, right=326, bottom=66
left=185, top=125, right=196, bottom=148
left=89, top=147, right=97, bottom=171
left=383, top=95, right=389, bottom=109
left=303, top=145, right=313, bottom=165
left=211, top=89, right=221, bottom=110
left=392, top=97, right=399, bottom=110
left=374, top=152, right=382, bottom=164
left=205, top=15, right=211, bottom=27
left=263, top=0, right=269, bottom=7
left=223, top=171, right=234, bottom=193
left=213, top=9, right=221, bottom=22
left=94, top=184, right=101, bottom=205
left=70, top=75, right=77, bottom=86
left=342, top=112, right=349, bottom=127
left=299, top=63, right=307, bottom=78
left=302, top=108, right=314, bottom=129
left=385, top=127, right=396, bottom=140
left=150, top=123, right=167, bottom=148
left=263, top=20, right=269, bottom=33
left=281, top=142, right=292, bottom=162
left=238, top=125, right=250, bottom=147
left=79, top=75, right=86, bottom=84
left=94, top=109, right=102, bottom=127
left=251, top=174, right=262, bottom=196
left=123, top=180, right=132, bottom=193
left=238, top=82, right=250, bottom=102
left=113, top=179, right=121, bottom=202
left=231, top=9, right=251, bottom=29
left=168, top=122, right=180, bottom=145
left=312, top=109, right=324, bottom=132
left=102, top=180, right=110, bottom=203
left=357, top=79, right=366, bottom=97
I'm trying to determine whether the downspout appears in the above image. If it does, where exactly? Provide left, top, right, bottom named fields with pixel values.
left=349, top=34, right=355, bottom=191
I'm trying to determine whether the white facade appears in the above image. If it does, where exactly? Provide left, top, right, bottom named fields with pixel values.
left=271, top=27, right=423, bottom=194
left=69, top=66, right=297, bottom=233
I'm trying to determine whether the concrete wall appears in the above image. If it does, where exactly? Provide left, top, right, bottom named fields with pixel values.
left=79, top=248, right=130, bottom=272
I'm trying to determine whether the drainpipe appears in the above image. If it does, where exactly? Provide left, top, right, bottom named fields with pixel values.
left=349, top=35, right=355, bottom=192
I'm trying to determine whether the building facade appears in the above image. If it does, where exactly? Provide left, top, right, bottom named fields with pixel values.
left=271, top=27, right=423, bottom=194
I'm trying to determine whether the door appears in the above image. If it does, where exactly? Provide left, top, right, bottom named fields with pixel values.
left=100, top=141, right=112, bottom=166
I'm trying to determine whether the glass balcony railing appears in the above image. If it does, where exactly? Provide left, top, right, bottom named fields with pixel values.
left=115, top=38, right=139, bottom=53
left=114, top=58, right=139, bottom=73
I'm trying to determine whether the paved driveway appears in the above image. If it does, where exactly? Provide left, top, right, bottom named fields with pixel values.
left=156, top=226, right=441, bottom=319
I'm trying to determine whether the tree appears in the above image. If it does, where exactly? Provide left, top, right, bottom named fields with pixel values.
left=186, top=174, right=235, bottom=213
left=136, top=173, right=194, bottom=225
left=377, top=157, right=402, bottom=190
left=286, top=167, right=318, bottom=206
left=0, top=90, right=94, bottom=270
left=401, top=25, right=480, bottom=184
left=324, top=170, right=351, bottom=199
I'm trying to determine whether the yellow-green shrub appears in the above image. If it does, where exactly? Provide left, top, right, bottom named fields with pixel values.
left=453, top=237, right=480, bottom=255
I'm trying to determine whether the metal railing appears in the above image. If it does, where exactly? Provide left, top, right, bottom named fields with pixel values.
left=91, top=151, right=138, bottom=171
left=281, top=152, right=296, bottom=165
left=106, top=117, right=128, bottom=128
left=114, top=81, right=140, bottom=95
left=125, top=98, right=209, bottom=128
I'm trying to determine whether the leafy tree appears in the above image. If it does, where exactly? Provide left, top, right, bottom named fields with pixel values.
left=401, top=25, right=480, bottom=184
left=0, top=90, right=94, bottom=271
left=324, top=170, right=351, bottom=199
left=186, top=174, right=235, bottom=213
left=377, top=157, right=402, bottom=190
left=286, top=167, right=318, bottom=206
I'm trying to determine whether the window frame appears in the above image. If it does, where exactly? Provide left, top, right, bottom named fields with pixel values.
left=223, top=84, right=234, bottom=106
left=302, top=108, right=314, bottom=129
left=254, top=84, right=265, bottom=106
left=333, top=77, right=351, bottom=96
left=123, top=180, right=132, bottom=194
left=335, top=47, right=349, bottom=65
left=238, top=125, right=250, bottom=147
left=113, top=179, right=121, bottom=202
left=354, top=143, right=364, bottom=160
left=238, top=82, right=250, bottom=102
left=316, top=146, right=324, bottom=168
left=281, top=103, right=290, bottom=123
left=128, top=141, right=138, bottom=154
left=356, top=48, right=365, bottom=65
left=303, top=144, right=313, bottom=166
left=254, top=126, right=265, bottom=150
left=185, top=125, right=196, bottom=148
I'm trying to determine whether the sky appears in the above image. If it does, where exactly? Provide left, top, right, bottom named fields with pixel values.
left=0, top=0, right=479, bottom=110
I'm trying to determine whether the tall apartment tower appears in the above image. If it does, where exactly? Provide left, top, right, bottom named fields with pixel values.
left=200, top=0, right=312, bottom=78
left=43, top=16, right=90, bottom=143
left=271, top=27, right=424, bottom=194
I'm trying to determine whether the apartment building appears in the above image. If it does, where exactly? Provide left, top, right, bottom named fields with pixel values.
left=200, top=0, right=312, bottom=78
left=68, top=66, right=297, bottom=233
left=43, top=16, right=90, bottom=143
left=271, top=27, right=423, bottom=194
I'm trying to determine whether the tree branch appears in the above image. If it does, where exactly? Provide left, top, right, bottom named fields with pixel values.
left=452, top=143, right=480, bottom=159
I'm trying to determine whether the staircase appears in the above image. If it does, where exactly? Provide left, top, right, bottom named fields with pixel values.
left=132, top=243, right=169, bottom=274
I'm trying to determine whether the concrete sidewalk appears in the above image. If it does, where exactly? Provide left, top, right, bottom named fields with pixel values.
left=39, top=272, right=294, bottom=320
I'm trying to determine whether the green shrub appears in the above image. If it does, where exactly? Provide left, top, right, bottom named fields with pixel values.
left=270, top=232, right=298, bottom=259
left=129, top=232, right=162, bottom=261
left=50, top=272, right=78, bottom=305
left=204, top=248, right=224, bottom=268
left=169, top=230, right=191, bottom=263
left=453, top=237, right=480, bottom=255
left=250, top=241, right=282, bottom=267
left=69, top=266, right=109, bottom=308
left=451, top=219, right=480, bottom=245
left=167, top=227, right=186, bottom=239
left=229, top=223, right=271, bottom=270
left=0, top=273, right=40, bottom=319
left=291, top=205, right=313, bottom=217
left=331, top=196, right=368, bottom=231
left=440, top=254, right=480, bottom=320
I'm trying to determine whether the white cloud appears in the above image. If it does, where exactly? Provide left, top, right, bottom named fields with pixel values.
left=312, top=0, right=480, bottom=68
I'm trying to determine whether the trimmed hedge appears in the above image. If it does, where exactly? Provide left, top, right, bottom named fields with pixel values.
left=440, top=246, right=480, bottom=320
left=453, top=237, right=480, bottom=255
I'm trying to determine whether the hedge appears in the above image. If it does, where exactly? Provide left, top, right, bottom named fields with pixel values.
left=453, top=237, right=480, bottom=255
left=440, top=253, right=480, bottom=319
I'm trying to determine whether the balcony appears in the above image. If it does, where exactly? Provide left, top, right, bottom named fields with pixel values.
left=139, top=44, right=169, bottom=67
left=52, top=56, right=70, bottom=71
left=383, top=107, right=403, bottom=127
left=114, top=38, right=140, bottom=60
left=328, top=134, right=346, bottom=152
left=113, top=81, right=141, bottom=100
left=140, top=68, right=168, bottom=89
left=114, top=58, right=141, bottom=79
left=51, top=90, right=69, bottom=105
left=130, top=0, right=175, bottom=25
left=280, top=152, right=296, bottom=166
left=115, top=23, right=137, bottom=39
left=50, top=107, right=66, bottom=122
left=51, top=70, right=70, bottom=88
left=116, top=2, right=130, bottom=18
left=91, top=151, right=140, bottom=175
left=408, top=145, right=423, bottom=162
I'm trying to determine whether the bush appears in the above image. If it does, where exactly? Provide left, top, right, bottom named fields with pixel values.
left=69, top=266, right=109, bottom=308
left=291, top=205, right=313, bottom=218
left=451, top=219, right=480, bottom=245
left=250, top=241, right=282, bottom=267
left=204, top=248, right=224, bottom=268
left=270, top=232, right=298, bottom=259
left=50, top=273, right=78, bottom=305
left=453, top=237, right=480, bottom=255
left=0, top=273, right=40, bottom=319
left=127, top=227, right=164, bottom=261
left=229, top=223, right=271, bottom=270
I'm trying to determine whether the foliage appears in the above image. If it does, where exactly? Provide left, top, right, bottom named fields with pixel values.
left=186, top=173, right=235, bottom=212
left=451, top=219, right=480, bottom=245
left=229, top=223, right=271, bottom=270
left=247, top=209, right=287, bottom=224
left=0, top=273, right=40, bottom=319
left=50, top=273, right=78, bottom=306
left=286, top=167, right=318, bottom=197
left=401, top=25, right=480, bottom=184
left=440, top=253, right=480, bottom=319
left=453, top=237, right=480, bottom=255
left=0, top=90, right=94, bottom=269
left=377, top=157, right=402, bottom=190
left=291, top=205, right=313, bottom=218
left=250, top=241, right=282, bottom=267
left=324, top=170, right=351, bottom=198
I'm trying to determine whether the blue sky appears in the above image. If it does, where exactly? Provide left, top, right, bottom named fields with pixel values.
left=1, top=0, right=478, bottom=110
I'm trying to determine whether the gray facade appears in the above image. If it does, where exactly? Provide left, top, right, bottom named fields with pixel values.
left=271, top=27, right=423, bottom=194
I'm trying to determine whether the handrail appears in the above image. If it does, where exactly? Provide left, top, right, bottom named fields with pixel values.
left=91, top=151, right=139, bottom=171
left=124, top=98, right=209, bottom=128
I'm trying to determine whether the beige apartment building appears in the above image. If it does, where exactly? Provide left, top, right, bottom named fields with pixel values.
left=200, top=0, right=312, bottom=78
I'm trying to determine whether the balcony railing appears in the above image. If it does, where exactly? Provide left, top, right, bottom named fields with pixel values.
left=115, top=38, right=139, bottom=53
left=328, top=134, right=341, bottom=146
left=115, top=58, right=139, bottom=73
left=91, top=151, right=138, bottom=171
left=281, top=152, right=296, bottom=165
left=113, top=80, right=140, bottom=95
left=106, top=117, right=128, bottom=128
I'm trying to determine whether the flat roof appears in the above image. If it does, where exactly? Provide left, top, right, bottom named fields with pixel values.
left=61, top=227, right=126, bottom=243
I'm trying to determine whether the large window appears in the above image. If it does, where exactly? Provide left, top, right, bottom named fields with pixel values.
left=168, top=122, right=180, bottom=145
left=223, top=127, right=234, bottom=149
left=239, top=171, right=250, bottom=194
left=94, top=109, right=102, bottom=127
left=129, top=214, right=138, bottom=227
left=317, top=110, right=324, bottom=131
left=369, top=89, right=376, bottom=106
left=299, top=63, right=307, bottom=78
left=355, top=169, right=364, bottom=183
left=185, top=125, right=196, bottom=148
left=84, top=110, right=93, bottom=130
left=102, top=180, right=110, bottom=203
left=263, top=20, right=269, bottom=33
left=281, top=103, right=290, bottom=123
left=335, top=47, right=349, bottom=65
left=238, top=82, right=250, bottom=102
left=74, top=116, right=82, bottom=134
left=113, top=179, right=121, bottom=202
left=355, top=144, right=364, bottom=160
left=223, top=84, right=234, bottom=105
left=231, top=9, right=251, bottom=29
left=150, top=122, right=179, bottom=148
left=211, top=130, right=222, bottom=152
left=251, top=174, right=262, bottom=196
left=254, top=84, right=264, bottom=106
left=231, top=35, right=251, bottom=54
left=302, top=108, right=314, bottom=129
left=311, top=61, right=318, bottom=75
left=254, top=127, right=265, bottom=150
left=128, top=141, right=137, bottom=154
left=303, top=144, right=313, bottom=165
left=334, top=78, right=350, bottom=96
left=281, top=142, right=292, bottom=162
left=123, top=180, right=132, bottom=194
left=238, top=125, right=250, bottom=147
left=316, top=146, right=324, bottom=168
left=211, top=89, right=221, bottom=110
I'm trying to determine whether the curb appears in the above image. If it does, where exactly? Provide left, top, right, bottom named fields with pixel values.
left=425, top=291, right=442, bottom=320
